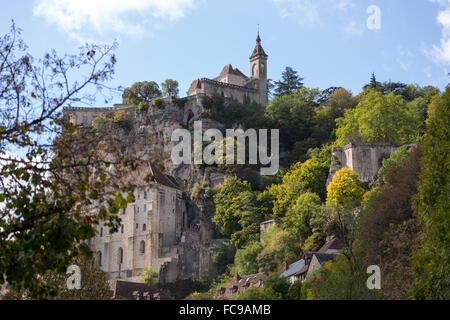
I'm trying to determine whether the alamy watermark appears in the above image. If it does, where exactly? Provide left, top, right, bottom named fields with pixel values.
left=366, top=265, right=381, bottom=290
left=66, top=265, right=81, bottom=290
left=171, top=121, right=279, bottom=176
left=367, top=5, right=381, bottom=30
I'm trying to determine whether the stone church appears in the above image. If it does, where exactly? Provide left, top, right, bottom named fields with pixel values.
left=187, top=32, right=269, bottom=106
left=63, top=33, right=269, bottom=127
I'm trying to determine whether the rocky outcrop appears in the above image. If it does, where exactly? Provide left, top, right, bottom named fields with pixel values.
left=327, top=143, right=404, bottom=184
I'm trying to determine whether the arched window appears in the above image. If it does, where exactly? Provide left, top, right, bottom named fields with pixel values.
left=140, top=241, right=145, bottom=254
left=97, top=251, right=102, bottom=267
left=252, top=63, right=257, bottom=76
left=100, top=227, right=103, bottom=237
left=143, top=224, right=147, bottom=231
left=118, top=247, right=123, bottom=264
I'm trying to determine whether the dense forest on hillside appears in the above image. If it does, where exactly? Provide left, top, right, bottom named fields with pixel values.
left=185, top=68, right=449, bottom=300
left=0, top=20, right=447, bottom=301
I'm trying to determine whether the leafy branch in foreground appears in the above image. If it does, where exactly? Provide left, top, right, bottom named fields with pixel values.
left=0, top=22, right=141, bottom=298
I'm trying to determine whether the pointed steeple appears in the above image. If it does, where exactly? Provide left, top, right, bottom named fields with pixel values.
left=250, top=31, right=267, bottom=59
left=256, top=27, right=261, bottom=44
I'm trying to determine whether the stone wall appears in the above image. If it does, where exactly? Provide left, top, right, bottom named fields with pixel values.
left=327, top=143, right=402, bottom=184
left=201, top=79, right=261, bottom=106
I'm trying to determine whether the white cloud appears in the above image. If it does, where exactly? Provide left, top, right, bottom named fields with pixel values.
left=343, top=20, right=364, bottom=37
left=272, top=0, right=322, bottom=26
left=335, top=0, right=355, bottom=11
left=272, top=0, right=360, bottom=36
left=427, top=0, right=450, bottom=65
left=33, top=0, right=195, bottom=42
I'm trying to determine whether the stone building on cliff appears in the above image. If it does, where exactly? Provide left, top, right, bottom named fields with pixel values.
left=63, top=34, right=269, bottom=284
left=63, top=33, right=269, bottom=128
left=87, top=163, right=224, bottom=284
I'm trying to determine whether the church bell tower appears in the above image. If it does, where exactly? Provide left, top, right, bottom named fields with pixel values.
left=250, top=32, right=268, bottom=105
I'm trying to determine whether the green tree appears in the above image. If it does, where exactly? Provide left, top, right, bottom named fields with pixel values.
left=263, top=273, right=290, bottom=299
left=235, top=287, right=282, bottom=300
left=0, top=23, right=136, bottom=299
left=45, top=256, right=111, bottom=300
left=368, top=72, right=382, bottom=91
left=308, top=255, right=380, bottom=300
left=265, top=87, right=318, bottom=150
left=274, top=67, right=304, bottom=96
left=213, top=177, right=270, bottom=247
left=257, top=227, right=300, bottom=273
left=123, top=81, right=161, bottom=106
left=312, top=88, right=356, bottom=145
left=282, top=192, right=322, bottom=241
left=4, top=257, right=112, bottom=300
left=212, top=242, right=235, bottom=275
left=161, top=79, right=179, bottom=97
left=335, top=89, right=422, bottom=146
left=139, top=268, right=160, bottom=286
left=185, top=291, right=214, bottom=300
left=234, top=241, right=263, bottom=276
left=269, top=158, right=328, bottom=219
left=412, top=89, right=450, bottom=300
left=213, top=177, right=252, bottom=238
left=286, top=280, right=303, bottom=300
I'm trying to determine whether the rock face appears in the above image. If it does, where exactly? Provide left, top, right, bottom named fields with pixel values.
left=81, top=99, right=232, bottom=284
left=327, top=143, right=402, bottom=184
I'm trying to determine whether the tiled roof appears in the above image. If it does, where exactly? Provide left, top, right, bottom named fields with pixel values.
left=250, top=43, right=267, bottom=59
left=295, top=264, right=310, bottom=276
left=218, top=272, right=267, bottom=298
left=214, top=64, right=248, bottom=80
left=118, top=162, right=183, bottom=191
left=314, top=253, right=338, bottom=264
left=280, top=259, right=306, bottom=278
left=109, top=280, right=173, bottom=300
left=317, top=238, right=346, bottom=253
left=188, top=79, right=202, bottom=92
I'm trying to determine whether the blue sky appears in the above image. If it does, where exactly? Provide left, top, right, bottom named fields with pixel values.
left=1, top=0, right=450, bottom=106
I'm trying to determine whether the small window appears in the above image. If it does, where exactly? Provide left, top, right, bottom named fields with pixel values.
left=121, top=224, right=124, bottom=234
left=144, top=204, right=147, bottom=212
left=140, top=241, right=145, bottom=254
left=144, top=191, right=147, bottom=199
left=143, top=224, right=147, bottom=231
left=118, top=247, right=123, bottom=264
left=122, top=208, right=126, bottom=215
left=137, top=193, right=140, bottom=200
left=100, top=227, right=103, bottom=237
left=137, top=206, right=140, bottom=213
left=136, top=223, right=139, bottom=230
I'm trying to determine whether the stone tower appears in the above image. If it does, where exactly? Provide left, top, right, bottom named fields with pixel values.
left=249, top=32, right=268, bottom=105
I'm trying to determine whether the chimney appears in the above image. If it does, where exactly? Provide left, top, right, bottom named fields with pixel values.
left=284, top=261, right=289, bottom=272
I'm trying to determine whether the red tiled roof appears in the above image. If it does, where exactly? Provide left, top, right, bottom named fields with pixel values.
left=250, top=44, right=268, bottom=59
left=214, top=64, right=248, bottom=81
left=318, top=238, right=346, bottom=253
left=110, top=280, right=173, bottom=300
left=188, top=79, right=202, bottom=92
left=218, top=272, right=267, bottom=298
left=118, top=162, right=183, bottom=191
